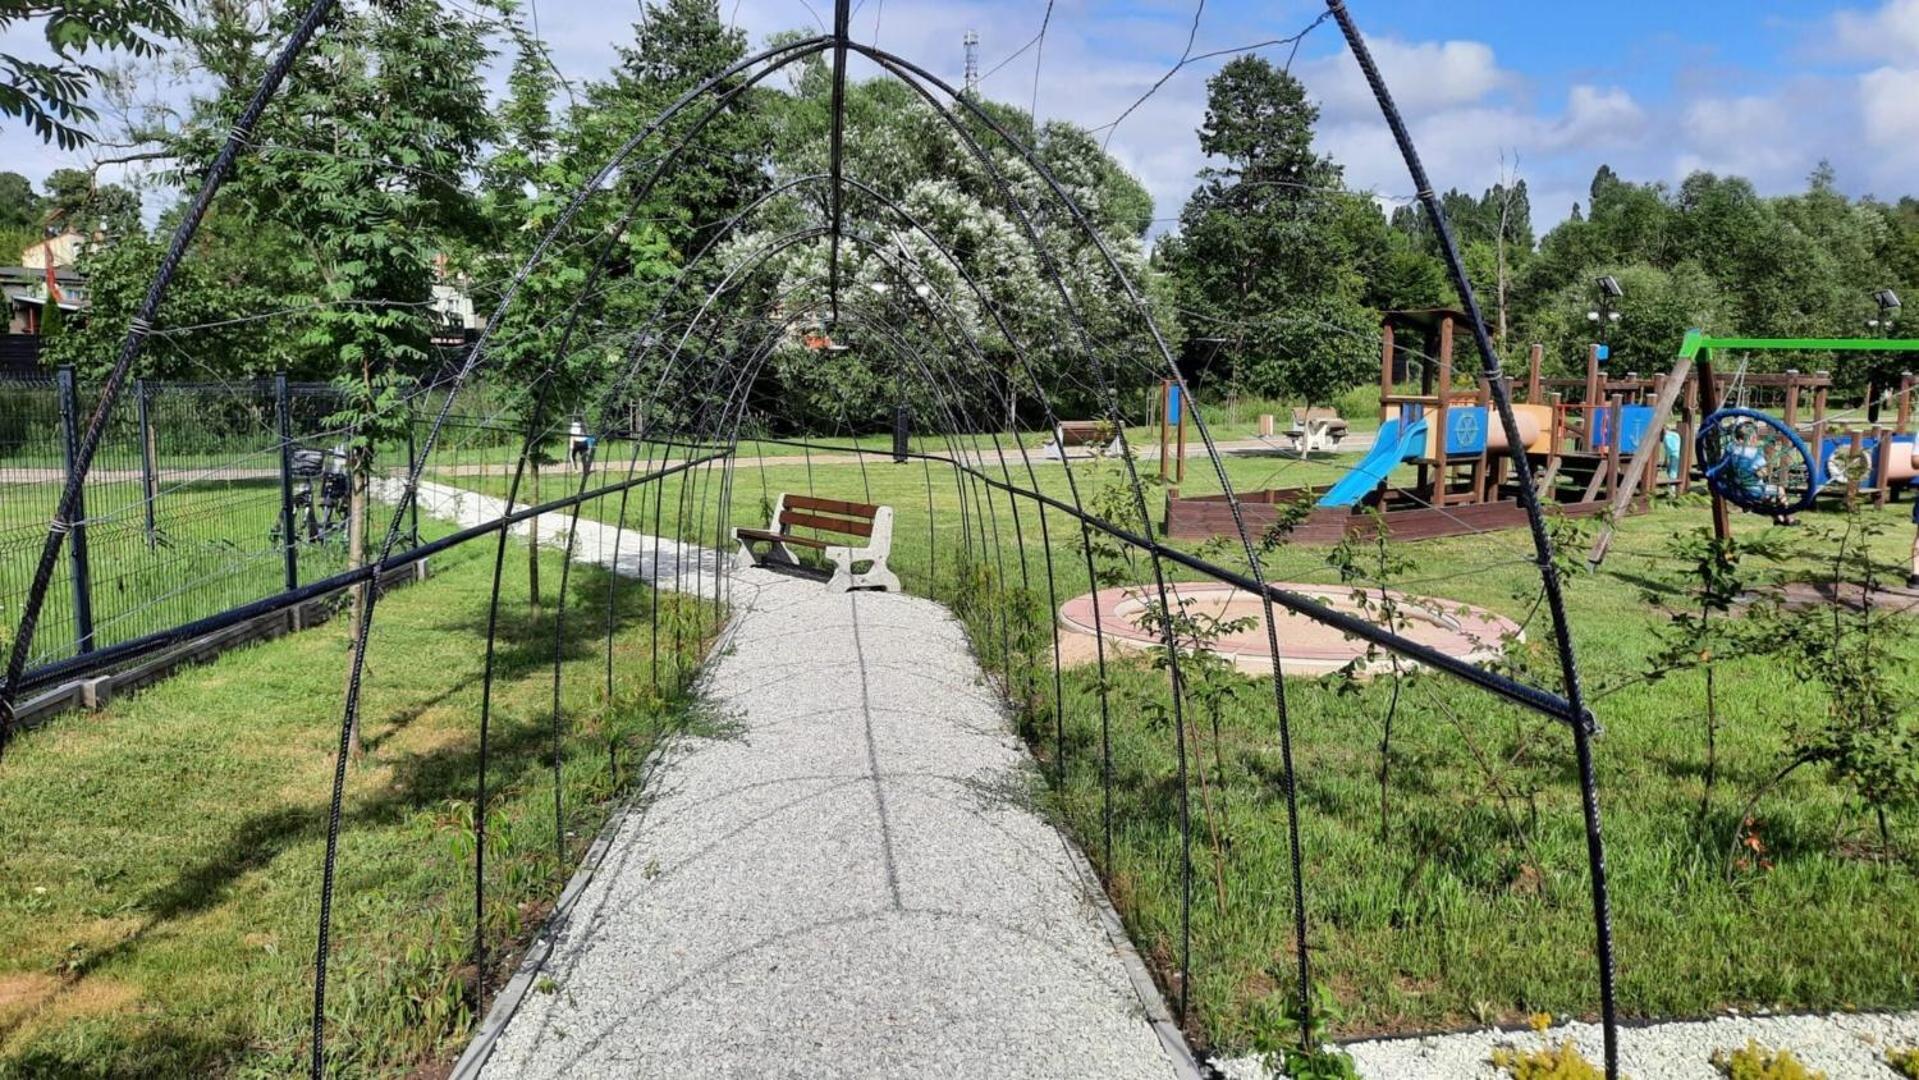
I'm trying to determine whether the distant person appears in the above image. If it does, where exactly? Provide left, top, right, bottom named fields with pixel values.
left=1909, top=496, right=1919, bottom=589
left=569, top=419, right=595, bottom=471
left=1726, top=421, right=1797, bottom=526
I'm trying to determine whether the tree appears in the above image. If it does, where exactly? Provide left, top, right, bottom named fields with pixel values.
left=164, top=0, right=497, bottom=757
left=1, top=0, right=183, bottom=148
left=1166, top=55, right=1376, bottom=406
left=39, top=167, right=140, bottom=234
left=0, top=172, right=38, bottom=229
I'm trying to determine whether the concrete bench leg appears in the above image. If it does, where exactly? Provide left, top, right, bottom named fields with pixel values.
left=823, top=507, right=900, bottom=592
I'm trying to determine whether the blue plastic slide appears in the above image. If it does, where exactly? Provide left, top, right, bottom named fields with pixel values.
left=1316, top=415, right=1429, bottom=508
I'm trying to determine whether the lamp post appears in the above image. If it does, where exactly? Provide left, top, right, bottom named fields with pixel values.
left=1866, top=288, right=1900, bottom=423
left=1586, top=275, right=1623, bottom=359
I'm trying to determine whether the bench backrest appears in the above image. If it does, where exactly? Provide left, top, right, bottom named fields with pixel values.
left=779, top=494, right=880, bottom=538
left=1055, top=420, right=1114, bottom=446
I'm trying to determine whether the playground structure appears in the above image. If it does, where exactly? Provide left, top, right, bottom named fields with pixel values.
left=1169, top=311, right=1919, bottom=549
left=1058, top=581, right=1519, bottom=677
left=1586, top=332, right=1919, bottom=564
left=1168, top=310, right=1647, bottom=542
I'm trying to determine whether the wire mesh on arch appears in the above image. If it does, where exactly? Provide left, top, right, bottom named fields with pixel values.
left=0, top=1, right=1625, bottom=1077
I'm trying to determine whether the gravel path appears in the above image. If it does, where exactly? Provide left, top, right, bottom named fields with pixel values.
left=471, top=567, right=1183, bottom=1079
left=373, top=477, right=724, bottom=597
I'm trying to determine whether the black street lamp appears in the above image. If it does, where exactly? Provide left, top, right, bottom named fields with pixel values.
left=1587, top=275, right=1623, bottom=358
left=1866, top=289, right=1900, bottom=422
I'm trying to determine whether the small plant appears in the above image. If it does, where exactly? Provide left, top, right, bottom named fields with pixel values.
left=1747, top=503, right=1919, bottom=861
left=1254, top=982, right=1358, bottom=1080
left=1709, top=1040, right=1824, bottom=1079
left=1640, top=526, right=1786, bottom=818
left=1490, top=1040, right=1606, bottom=1080
left=1886, top=1047, right=1919, bottom=1079
left=1135, top=592, right=1255, bottom=914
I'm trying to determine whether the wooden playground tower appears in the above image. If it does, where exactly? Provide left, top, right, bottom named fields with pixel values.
left=1379, top=308, right=1659, bottom=511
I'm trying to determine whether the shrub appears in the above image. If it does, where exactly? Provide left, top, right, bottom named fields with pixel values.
left=1490, top=1040, right=1606, bottom=1079
left=1887, top=1047, right=1919, bottom=1080
left=1709, top=1041, right=1824, bottom=1080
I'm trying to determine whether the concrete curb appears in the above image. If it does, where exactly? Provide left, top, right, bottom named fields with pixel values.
left=1055, top=825, right=1208, bottom=1080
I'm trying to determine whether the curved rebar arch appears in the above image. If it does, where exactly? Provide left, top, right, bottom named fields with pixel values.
left=0, top=1, right=1622, bottom=1075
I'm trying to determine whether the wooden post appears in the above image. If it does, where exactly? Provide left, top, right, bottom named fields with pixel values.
left=1810, top=372, right=1831, bottom=482
left=1379, top=321, right=1395, bottom=424
left=1873, top=426, right=1893, bottom=508
left=1158, top=379, right=1171, bottom=482
left=1899, top=372, right=1914, bottom=435
left=1175, top=392, right=1187, bottom=485
left=1526, top=343, right=1543, bottom=402
left=1845, top=428, right=1865, bottom=509
left=1696, top=349, right=1732, bottom=541
left=1583, top=343, right=1602, bottom=449
left=1782, top=369, right=1800, bottom=430
left=1678, top=374, right=1696, bottom=495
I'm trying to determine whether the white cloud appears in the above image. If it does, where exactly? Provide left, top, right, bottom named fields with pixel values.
left=1859, top=66, right=1919, bottom=155
left=1299, top=38, right=1514, bottom=122
left=1832, top=0, right=1919, bottom=60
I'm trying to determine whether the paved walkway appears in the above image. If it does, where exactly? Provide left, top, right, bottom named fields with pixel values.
left=396, top=482, right=1186, bottom=1078
left=373, top=477, right=724, bottom=598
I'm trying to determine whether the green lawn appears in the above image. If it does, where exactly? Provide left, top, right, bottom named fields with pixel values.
left=442, top=447, right=1919, bottom=1055
left=0, top=534, right=714, bottom=1076
left=7, top=433, right=1914, bottom=1073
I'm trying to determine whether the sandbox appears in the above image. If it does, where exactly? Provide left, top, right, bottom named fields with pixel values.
left=1057, top=581, right=1521, bottom=677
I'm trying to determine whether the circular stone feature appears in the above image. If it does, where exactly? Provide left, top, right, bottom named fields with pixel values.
left=1057, top=582, right=1521, bottom=677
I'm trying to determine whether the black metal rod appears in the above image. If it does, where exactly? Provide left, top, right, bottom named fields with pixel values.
left=825, top=0, right=851, bottom=324
left=274, top=371, right=299, bottom=591
left=54, top=366, right=94, bottom=657
left=1324, top=2, right=1618, bottom=1073
left=137, top=378, right=158, bottom=552
left=11, top=453, right=726, bottom=696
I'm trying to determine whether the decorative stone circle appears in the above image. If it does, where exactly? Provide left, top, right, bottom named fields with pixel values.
left=1057, top=581, right=1521, bottom=677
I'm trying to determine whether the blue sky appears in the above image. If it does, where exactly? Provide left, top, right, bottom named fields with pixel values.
left=4, top=0, right=1917, bottom=235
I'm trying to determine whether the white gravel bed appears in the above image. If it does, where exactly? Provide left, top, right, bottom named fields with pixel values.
left=1214, top=1009, right=1919, bottom=1078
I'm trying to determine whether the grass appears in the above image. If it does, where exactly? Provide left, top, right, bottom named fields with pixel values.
left=441, top=448, right=1919, bottom=1055
left=0, top=533, right=716, bottom=1076
left=9, top=423, right=1916, bottom=1071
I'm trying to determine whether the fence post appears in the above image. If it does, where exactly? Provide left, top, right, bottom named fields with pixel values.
left=136, top=378, right=157, bottom=549
left=55, top=366, right=95, bottom=655
left=405, top=400, right=421, bottom=548
left=275, top=370, right=299, bottom=591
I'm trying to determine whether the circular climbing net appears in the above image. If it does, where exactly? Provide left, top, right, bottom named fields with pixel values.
left=1695, top=407, right=1818, bottom=516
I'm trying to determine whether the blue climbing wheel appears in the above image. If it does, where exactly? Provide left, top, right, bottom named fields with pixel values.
left=1694, top=407, right=1819, bottom=516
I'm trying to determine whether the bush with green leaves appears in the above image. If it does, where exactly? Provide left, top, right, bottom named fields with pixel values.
left=1710, top=1040, right=1824, bottom=1080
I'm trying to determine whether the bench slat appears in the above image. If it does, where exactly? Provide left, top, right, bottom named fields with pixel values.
left=736, top=527, right=828, bottom=549
left=779, top=510, right=874, bottom=537
left=786, top=494, right=879, bottom=518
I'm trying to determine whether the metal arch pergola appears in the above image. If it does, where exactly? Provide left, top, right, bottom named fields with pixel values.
left=0, top=1, right=1623, bottom=1076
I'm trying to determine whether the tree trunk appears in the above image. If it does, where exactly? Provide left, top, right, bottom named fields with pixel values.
left=527, top=457, right=542, bottom=608
left=343, top=465, right=368, bottom=760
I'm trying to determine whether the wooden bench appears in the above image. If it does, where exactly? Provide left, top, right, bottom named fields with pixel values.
left=1279, top=407, right=1349, bottom=454
left=1039, top=419, right=1122, bottom=461
left=734, top=493, right=901, bottom=592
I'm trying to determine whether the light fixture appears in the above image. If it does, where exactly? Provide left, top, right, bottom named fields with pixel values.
left=1586, top=311, right=1600, bottom=322
left=1609, top=312, right=1621, bottom=322
left=1875, top=288, right=1901, bottom=311
left=1597, top=275, right=1624, bottom=299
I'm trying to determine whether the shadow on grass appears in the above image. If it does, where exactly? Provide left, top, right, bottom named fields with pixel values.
left=21, top=567, right=703, bottom=1076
